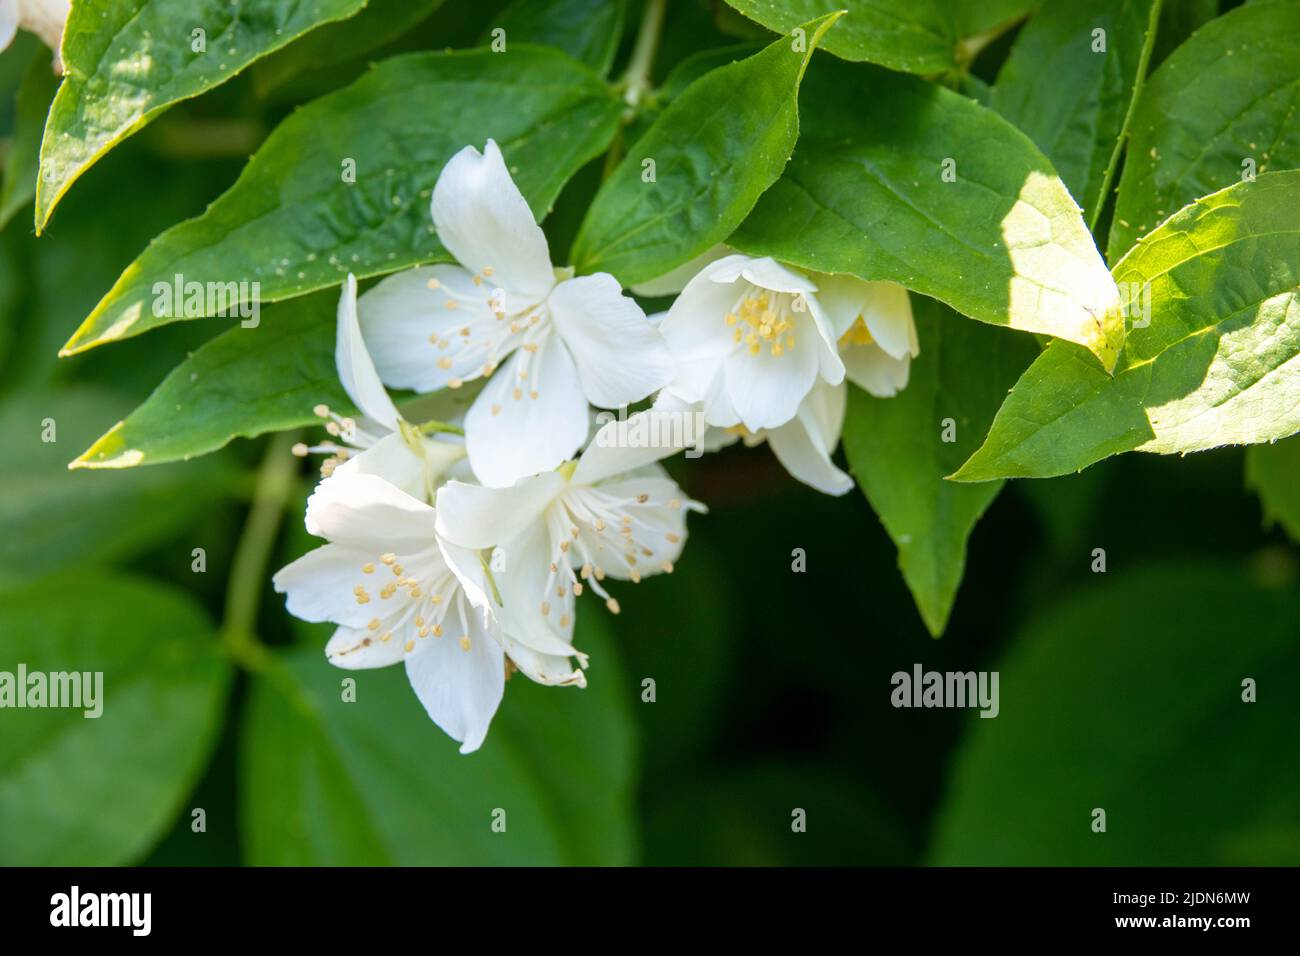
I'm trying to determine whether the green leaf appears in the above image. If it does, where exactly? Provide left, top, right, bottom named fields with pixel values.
left=990, top=0, right=1161, bottom=228
left=569, top=13, right=840, bottom=286
left=0, top=52, right=56, bottom=230
left=0, top=387, right=236, bottom=584
left=931, top=562, right=1300, bottom=864
left=61, top=47, right=621, bottom=356
left=730, top=59, right=1126, bottom=370
left=949, top=340, right=1152, bottom=481
left=722, top=0, right=1038, bottom=74
left=1150, top=0, right=1217, bottom=67
left=240, top=614, right=637, bottom=864
left=955, top=172, right=1300, bottom=481
left=621, top=42, right=766, bottom=159
left=252, top=0, right=447, bottom=95
left=0, top=573, right=230, bottom=865
left=1108, top=0, right=1300, bottom=260
left=1246, top=436, right=1300, bottom=544
left=75, top=293, right=343, bottom=469
left=842, top=298, right=1037, bottom=636
left=35, top=0, right=373, bottom=230
left=488, top=0, right=627, bottom=75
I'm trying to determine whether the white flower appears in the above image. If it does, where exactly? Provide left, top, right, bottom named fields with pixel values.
left=652, top=258, right=918, bottom=495
left=273, top=471, right=585, bottom=754
left=658, top=253, right=845, bottom=433
left=1, top=0, right=69, bottom=68
left=816, top=273, right=918, bottom=398
left=296, top=274, right=466, bottom=503
left=435, top=411, right=705, bottom=654
left=357, top=140, right=674, bottom=488
left=656, top=385, right=854, bottom=496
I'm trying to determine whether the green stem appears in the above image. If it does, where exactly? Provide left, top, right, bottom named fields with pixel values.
left=621, top=0, right=667, bottom=111
left=604, top=0, right=667, bottom=177
left=1089, top=0, right=1163, bottom=236
left=220, top=431, right=299, bottom=670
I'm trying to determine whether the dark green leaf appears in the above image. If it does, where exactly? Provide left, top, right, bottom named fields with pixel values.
left=0, top=387, right=236, bottom=584
left=241, top=614, right=636, bottom=864
left=488, top=0, right=626, bottom=75
left=1109, top=0, right=1300, bottom=259
left=569, top=14, right=839, bottom=285
left=62, top=47, right=622, bottom=355
left=35, top=0, right=372, bottom=229
left=723, top=0, right=1038, bottom=74
left=842, top=298, right=1037, bottom=636
left=0, top=573, right=230, bottom=865
left=932, top=562, right=1300, bottom=864
left=75, top=293, right=343, bottom=468
left=252, top=0, right=447, bottom=95
left=991, top=0, right=1160, bottom=228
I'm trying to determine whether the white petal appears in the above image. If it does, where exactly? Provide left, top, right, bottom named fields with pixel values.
left=815, top=271, right=869, bottom=338
left=711, top=254, right=818, bottom=295
left=273, top=543, right=387, bottom=629
left=434, top=472, right=566, bottom=550
left=494, top=517, right=579, bottom=656
left=806, top=292, right=847, bottom=385
left=818, top=273, right=918, bottom=361
left=722, top=329, right=820, bottom=432
left=336, top=274, right=402, bottom=431
left=334, top=431, right=465, bottom=504
left=358, top=265, right=522, bottom=393
left=404, top=610, right=504, bottom=753
left=463, top=332, right=589, bottom=487
left=844, top=346, right=912, bottom=397
left=549, top=273, right=674, bottom=408
left=657, top=392, right=737, bottom=453
left=573, top=408, right=699, bottom=486
left=325, top=624, right=406, bottom=670
left=436, top=536, right=495, bottom=614
left=431, top=139, right=555, bottom=300
left=658, top=258, right=750, bottom=372
left=305, top=472, right=439, bottom=550
left=629, top=244, right=732, bottom=297
left=503, top=636, right=586, bottom=687
left=765, top=382, right=853, bottom=495
left=700, top=370, right=742, bottom=429
left=0, top=2, right=18, bottom=52
left=860, top=284, right=918, bottom=360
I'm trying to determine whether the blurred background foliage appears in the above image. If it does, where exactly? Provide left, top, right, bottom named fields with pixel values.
left=0, top=0, right=1296, bottom=866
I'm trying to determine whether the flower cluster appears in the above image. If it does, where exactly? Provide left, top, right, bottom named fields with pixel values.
left=274, top=140, right=918, bottom=752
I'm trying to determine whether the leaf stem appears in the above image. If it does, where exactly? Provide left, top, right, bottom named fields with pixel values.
left=219, top=431, right=299, bottom=671
left=620, top=0, right=668, bottom=113
left=603, top=0, right=668, bottom=179
left=1090, top=0, right=1164, bottom=238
